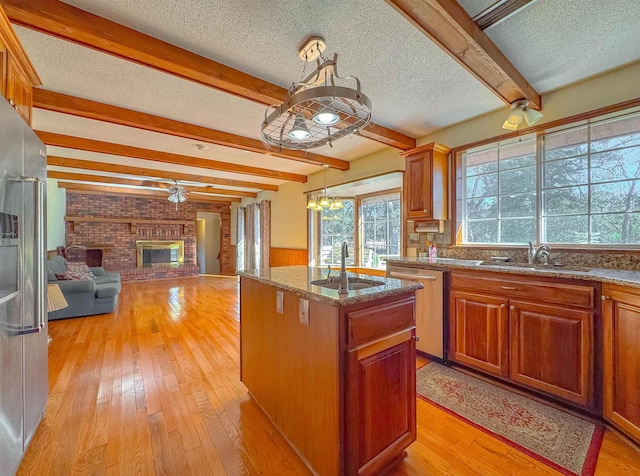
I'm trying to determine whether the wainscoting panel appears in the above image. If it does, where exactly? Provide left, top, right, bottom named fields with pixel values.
left=270, top=248, right=308, bottom=267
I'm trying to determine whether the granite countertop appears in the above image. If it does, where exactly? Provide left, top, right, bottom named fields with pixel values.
left=386, top=257, right=640, bottom=289
left=239, top=266, right=422, bottom=307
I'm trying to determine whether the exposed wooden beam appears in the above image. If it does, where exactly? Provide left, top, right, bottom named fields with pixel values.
left=47, top=171, right=257, bottom=198
left=385, top=0, right=541, bottom=109
left=47, top=156, right=279, bottom=191
left=58, top=182, right=241, bottom=203
left=33, top=89, right=350, bottom=170
left=37, top=131, right=307, bottom=183
left=3, top=0, right=415, bottom=150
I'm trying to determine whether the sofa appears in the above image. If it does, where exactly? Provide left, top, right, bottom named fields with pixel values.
left=46, top=256, right=121, bottom=320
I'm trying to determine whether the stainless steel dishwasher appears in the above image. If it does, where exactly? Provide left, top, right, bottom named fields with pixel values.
left=386, top=265, right=445, bottom=360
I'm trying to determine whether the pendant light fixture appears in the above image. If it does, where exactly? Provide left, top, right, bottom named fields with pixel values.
left=502, top=99, right=543, bottom=130
left=262, top=36, right=372, bottom=150
left=307, top=165, right=344, bottom=211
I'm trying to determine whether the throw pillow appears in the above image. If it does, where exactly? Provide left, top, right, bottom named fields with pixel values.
left=66, top=261, right=95, bottom=277
left=55, top=271, right=81, bottom=280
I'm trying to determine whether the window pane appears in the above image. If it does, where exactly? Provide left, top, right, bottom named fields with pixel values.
left=590, top=213, right=640, bottom=244
left=544, top=127, right=588, bottom=160
left=543, top=186, right=588, bottom=216
left=500, top=193, right=535, bottom=218
left=466, top=149, right=498, bottom=176
left=466, top=221, right=498, bottom=243
left=467, top=173, right=498, bottom=198
left=543, top=156, right=588, bottom=187
left=543, top=215, right=589, bottom=243
left=499, top=166, right=536, bottom=194
left=590, top=114, right=640, bottom=152
left=320, top=200, right=354, bottom=265
left=591, top=180, right=640, bottom=213
left=591, top=148, right=640, bottom=183
left=500, top=219, right=535, bottom=244
left=466, top=197, right=497, bottom=220
left=359, top=196, right=400, bottom=269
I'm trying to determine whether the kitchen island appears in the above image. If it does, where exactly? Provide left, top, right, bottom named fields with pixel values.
left=239, top=266, right=422, bottom=476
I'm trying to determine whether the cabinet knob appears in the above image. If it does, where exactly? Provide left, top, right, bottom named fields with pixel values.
left=8, top=98, right=15, bottom=107
left=601, top=295, right=609, bottom=301
left=510, top=305, right=515, bottom=311
left=423, top=209, right=429, bottom=214
left=501, top=286, right=517, bottom=290
left=413, top=335, right=420, bottom=342
left=500, top=304, right=506, bottom=308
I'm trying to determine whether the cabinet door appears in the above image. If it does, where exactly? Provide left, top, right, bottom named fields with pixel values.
left=603, top=289, right=640, bottom=444
left=346, top=329, right=416, bottom=476
left=510, top=300, right=592, bottom=406
left=404, top=151, right=432, bottom=219
left=0, top=32, right=7, bottom=97
left=449, top=290, right=509, bottom=377
left=6, top=55, right=32, bottom=125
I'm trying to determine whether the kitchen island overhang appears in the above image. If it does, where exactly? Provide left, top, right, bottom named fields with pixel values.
left=239, top=266, right=422, bottom=476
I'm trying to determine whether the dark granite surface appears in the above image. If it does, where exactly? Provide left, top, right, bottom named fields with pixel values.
left=386, top=257, right=640, bottom=288
left=239, top=266, right=422, bottom=307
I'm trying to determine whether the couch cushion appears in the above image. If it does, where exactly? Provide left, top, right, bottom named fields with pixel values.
left=47, top=257, right=66, bottom=275
left=95, top=283, right=121, bottom=299
left=47, top=266, right=58, bottom=282
left=94, top=273, right=121, bottom=284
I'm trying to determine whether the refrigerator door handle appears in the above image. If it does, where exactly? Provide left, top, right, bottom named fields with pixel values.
left=10, top=176, right=45, bottom=335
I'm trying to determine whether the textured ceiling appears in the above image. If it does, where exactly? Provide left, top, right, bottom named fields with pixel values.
left=10, top=0, right=640, bottom=197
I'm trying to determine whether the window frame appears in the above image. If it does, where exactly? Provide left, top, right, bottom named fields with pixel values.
left=453, top=101, right=640, bottom=249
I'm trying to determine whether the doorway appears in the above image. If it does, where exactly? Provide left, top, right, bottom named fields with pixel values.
left=196, top=212, right=221, bottom=275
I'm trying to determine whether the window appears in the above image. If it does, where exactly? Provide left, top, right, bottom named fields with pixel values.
left=360, top=193, right=401, bottom=268
left=310, top=190, right=401, bottom=268
left=460, top=109, right=640, bottom=246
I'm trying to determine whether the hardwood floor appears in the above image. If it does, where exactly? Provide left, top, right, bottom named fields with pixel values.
left=19, top=276, right=640, bottom=475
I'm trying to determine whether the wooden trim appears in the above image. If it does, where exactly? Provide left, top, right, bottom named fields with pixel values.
left=3, top=0, right=414, bottom=149
left=33, top=89, right=350, bottom=171
left=65, top=216, right=191, bottom=225
left=47, top=170, right=257, bottom=198
left=305, top=170, right=405, bottom=195
left=0, top=4, right=40, bottom=86
left=59, top=182, right=240, bottom=202
left=48, top=156, right=278, bottom=191
left=385, top=0, right=541, bottom=109
left=400, top=142, right=451, bottom=157
left=38, top=131, right=307, bottom=183
left=451, top=96, right=640, bottom=155
left=269, top=247, right=308, bottom=267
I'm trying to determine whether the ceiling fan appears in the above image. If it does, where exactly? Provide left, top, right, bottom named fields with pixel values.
left=167, top=180, right=188, bottom=209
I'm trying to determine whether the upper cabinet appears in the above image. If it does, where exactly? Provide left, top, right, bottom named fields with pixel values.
left=0, top=6, right=41, bottom=125
left=401, top=142, right=451, bottom=220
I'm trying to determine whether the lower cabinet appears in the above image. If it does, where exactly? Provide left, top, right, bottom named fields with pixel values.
left=449, top=290, right=509, bottom=377
left=449, top=272, right=596, bottom=408
left=509, top=300, right=592, bottom=406
left=602, top=284, right=640, bottom=444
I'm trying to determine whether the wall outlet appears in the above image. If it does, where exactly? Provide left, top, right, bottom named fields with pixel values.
left=299, top=298, right=309, bottom=326
left=276, top=290, right=284, bottom=314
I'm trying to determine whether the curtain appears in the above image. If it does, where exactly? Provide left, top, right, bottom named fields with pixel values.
left=240, top=201, right=271, bottom=271
left=236, top=206, right=245, bottom=273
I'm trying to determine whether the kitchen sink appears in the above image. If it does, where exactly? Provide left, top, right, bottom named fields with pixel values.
left=478, top=261, right=592, bottom=272
left=310, top=277, right=386, bottom=290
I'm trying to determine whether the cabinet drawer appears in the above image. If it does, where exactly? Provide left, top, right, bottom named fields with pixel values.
left=347, top=298, right=415, bottom=348
left=450, top=273, right=595, bottom=309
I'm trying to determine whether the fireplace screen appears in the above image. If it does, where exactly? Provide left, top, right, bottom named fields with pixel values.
left=136, top=240, right=184, bottom=267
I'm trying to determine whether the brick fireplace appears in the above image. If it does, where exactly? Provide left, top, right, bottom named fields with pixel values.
left=64, top=191, right=232, bottom=281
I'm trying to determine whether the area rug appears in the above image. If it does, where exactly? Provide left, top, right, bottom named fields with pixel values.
left=416, top=363, right=603, bottom=476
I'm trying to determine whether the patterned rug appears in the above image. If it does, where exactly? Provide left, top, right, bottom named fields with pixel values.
left=416, top=363, right=603, bottom=476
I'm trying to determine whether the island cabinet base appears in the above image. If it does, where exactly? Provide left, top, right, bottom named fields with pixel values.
left=239, top=276, right=417, bottom=476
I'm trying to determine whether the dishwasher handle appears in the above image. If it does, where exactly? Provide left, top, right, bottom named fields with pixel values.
left=389, top=271, right=437, bottom=281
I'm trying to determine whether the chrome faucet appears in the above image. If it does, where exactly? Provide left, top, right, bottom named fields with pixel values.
left=338, top=241, right=349, bottom=293
left=528, top=242, right=551, bottom=265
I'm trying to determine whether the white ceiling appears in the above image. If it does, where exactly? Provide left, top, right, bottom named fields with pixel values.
left=12, top=0, right=640, bottom=196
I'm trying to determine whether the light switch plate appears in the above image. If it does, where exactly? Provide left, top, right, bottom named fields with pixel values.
left=276, top=290, right=284, bottom=314
left=299, top=298, right=309, bottom=326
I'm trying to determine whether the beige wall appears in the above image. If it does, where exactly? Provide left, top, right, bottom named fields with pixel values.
left=46, top=178, right=66, bottom=250
left=248, top=61, right=640, bottom=251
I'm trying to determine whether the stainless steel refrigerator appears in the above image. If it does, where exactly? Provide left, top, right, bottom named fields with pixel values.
left=0, top=96, right=48, bottom=476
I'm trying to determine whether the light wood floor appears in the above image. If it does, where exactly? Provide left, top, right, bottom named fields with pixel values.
left=19, top=276, right=640, bottom=475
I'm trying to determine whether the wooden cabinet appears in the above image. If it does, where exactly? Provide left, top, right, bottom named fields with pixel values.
left=602, top=284, right=640, bottom=444
left=240, top=276, right=417, bottom=476
left=449, top=271, right=596, bottom=407
left=509, top=300, right=592, bottom=406
left=402, top=142, right=450, bottom=220
left=346, top=329, right=416, bottom=476
left=0, top=6, right=41, bottom=125
left=449, top=290, right=509, bottom=377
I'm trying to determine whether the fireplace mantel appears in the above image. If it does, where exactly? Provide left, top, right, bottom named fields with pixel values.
left=65, top=216, right=190, bottom=234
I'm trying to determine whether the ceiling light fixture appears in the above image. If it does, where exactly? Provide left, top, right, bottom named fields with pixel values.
left=502, top=99, right=543, bottom=130
left=167, top=180, right=188, bottom=209
left=262, top=36, right=372, bottom=150
left=307, top=165, right=344, bottom=211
